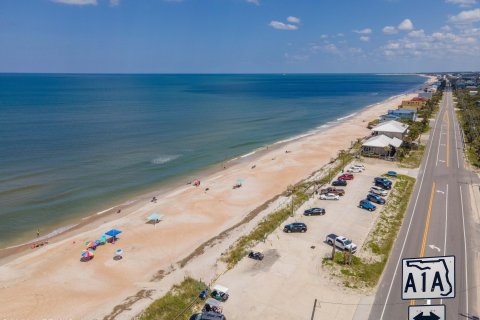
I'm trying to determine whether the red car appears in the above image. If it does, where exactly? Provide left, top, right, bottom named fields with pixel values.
left=338, top=173, right=354, bottom=180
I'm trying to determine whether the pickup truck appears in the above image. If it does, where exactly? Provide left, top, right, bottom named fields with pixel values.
left=325, top=234, right=357, bottom=253
left=320, top=187, right=345, bottom=196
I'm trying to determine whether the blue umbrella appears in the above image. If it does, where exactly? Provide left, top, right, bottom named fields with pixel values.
left=105, top=229, right=122, bottom=237
left=147, top=213, right=162, bottom=221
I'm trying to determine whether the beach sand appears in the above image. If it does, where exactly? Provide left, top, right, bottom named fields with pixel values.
left=0, top=87, right=428, bottom=319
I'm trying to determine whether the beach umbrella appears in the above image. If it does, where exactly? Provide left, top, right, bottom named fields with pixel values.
left=147, top=213, right=163, bottom=222
left=115, top=249, right=123, bottom=256
left=81, top=249, right=94, bottom=258
left=105, top=229, right=122, bottom=237
left=85, top=241, right=97, bottom=249
left=97, top=235, right=107, bottom=245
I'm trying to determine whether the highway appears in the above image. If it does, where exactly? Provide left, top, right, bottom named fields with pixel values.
left=368, top=88, right=479, bottom=320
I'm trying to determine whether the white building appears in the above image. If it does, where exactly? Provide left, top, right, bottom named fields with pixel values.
left=362, top=135, right=403, bottom=157
left=371, top=120, right=408, bottom=140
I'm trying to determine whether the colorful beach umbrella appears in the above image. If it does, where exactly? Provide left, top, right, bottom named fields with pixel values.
left=81, top=249, right=94, bottom=258
left=85, top=241, right=97, bottom=249
left=105, top=229, right=122, bottom=237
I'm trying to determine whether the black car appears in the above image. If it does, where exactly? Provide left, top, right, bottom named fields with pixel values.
left=367, top=193, right=386, bottom=204
left=283, top=222, right=307, bottom=233
left=189, top=312, right=226, bottom=320
left=248, top=251, right=264, bottom=260
left=375, top=180, right=392, bottom=190
left=332, top=180, right=347, bottom=186
left=303, top=208, right=326, bottom=216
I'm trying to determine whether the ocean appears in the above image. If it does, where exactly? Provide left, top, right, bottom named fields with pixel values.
left=0, top=73, right=425, bottom=248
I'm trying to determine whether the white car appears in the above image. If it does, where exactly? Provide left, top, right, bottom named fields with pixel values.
left=347, top=167, right=362, bottom=173
left=351, top=164, right=365, bottom=170
left=370, top=186, right=388, bottom=196
left=320, top=193, right=340, bottom=200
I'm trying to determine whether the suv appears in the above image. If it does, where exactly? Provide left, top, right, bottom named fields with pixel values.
left=190, top=312, right=225, bottom=320
left=359, top=199, right=376, bottom=211
left=332, top=180, right=347, bottom=186
left=375, top=180, right=392, bottom=190
left=304, top=208, right=326, bottom=216
left=320, top=193, right=340, bottom=200
left=367, top=193, right=386, bottom=205
left=374, top=177, right=392, bottom=184
left=283, top=222, right=307, bottom=233
left=320, top=187, right=345, bottom=196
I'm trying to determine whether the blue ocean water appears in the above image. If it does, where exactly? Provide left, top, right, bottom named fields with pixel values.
left=0, top=74, right=425, bottom=247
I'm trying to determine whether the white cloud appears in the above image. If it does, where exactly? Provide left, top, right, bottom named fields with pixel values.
left=109, top=0, right=119, bottom=6
left=51, top=0, right=97, bottom=5
left=337, top=33, right=345, bottom=37
left=408, top=29, right=425, bottom=37
left=320, top=34, right=328, bottom=39
left=246, top=0, right=260, bottom=5
left=287, top=16, right=301, bottom=24
left=269, top=21, right=298, bottom=30
left=382, top=26, right=398, bottom=34
left=360, top=36, right=370, bottom=42
left=445, top=0, right=476, bottom=7
left=354, top=28, right=372, bottom=34
left=449, top=8, right=480, bottom=23
left=385, top=42, right=401, bottom=49
left=398, top=19, right=414, bottom=30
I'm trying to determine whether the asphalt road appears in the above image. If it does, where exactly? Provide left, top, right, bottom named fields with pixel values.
left=368, top=87, right=479, bottom=320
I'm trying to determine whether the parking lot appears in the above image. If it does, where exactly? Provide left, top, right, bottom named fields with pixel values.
left=213, top=158, right=417, bottom=320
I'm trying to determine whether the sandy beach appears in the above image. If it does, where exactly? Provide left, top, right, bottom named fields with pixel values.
left=0, top=83, right=430, bottom=319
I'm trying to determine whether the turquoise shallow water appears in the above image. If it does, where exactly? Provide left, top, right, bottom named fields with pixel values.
left=0, top=74, right=425, bottom=247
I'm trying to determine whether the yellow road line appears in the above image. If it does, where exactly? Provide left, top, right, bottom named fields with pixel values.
left=420, top=182, right=436, bottom=257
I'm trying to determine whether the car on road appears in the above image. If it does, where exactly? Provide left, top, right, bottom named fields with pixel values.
left=347, top=167, right=362, bottom=173
left=189, top=312, right=226, bottom=320
left=370, top=186, right=388, bottom=196
left=332, top=179, right=348, bottom=186
left=320, top=193, right=340, bottom=200
left=367, top=193, right=386, bottom=205
left=325, top=234, right=357, bottom=253
left=303, top=207, right=326, bottom=216
left=320, top=187, right=345, bottom=196
left=359, top=199, right=376, bottom=211
left=248, top=251, right=264, bottom=260
left=338, top=173, right=354, bottom=180
left=283, top=222, right=307, bottom=233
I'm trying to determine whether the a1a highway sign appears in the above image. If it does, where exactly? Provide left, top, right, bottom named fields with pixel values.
left=402, top=255, right=455, bottom=300
left=408, top=304, right=445, bottom=320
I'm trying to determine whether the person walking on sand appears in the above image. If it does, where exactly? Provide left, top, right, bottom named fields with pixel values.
left=36, top=229, right=40, bottom=238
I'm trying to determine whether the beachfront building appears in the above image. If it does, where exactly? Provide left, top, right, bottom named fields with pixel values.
left=469, top=90, right=478, bottom=96
left=380, top=109, right=416, bottom=122
left=361, top=134, right=403, bottom=158
left=419, top=92, right=433, bottom=99
left=400, top=97, right=428, bottom=110
left=371, top=120, right=408, bottom=140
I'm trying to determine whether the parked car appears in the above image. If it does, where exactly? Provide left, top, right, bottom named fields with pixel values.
left=325, top=234, right=357, bottom=253
left=190, top=312, right=226, bottom=320
left=320, top=193, right=340, bottom=200
left=332, top=179, right=348, bottom=186
left=367, top=193, right=386, bottom=205
left=320, top=187, right=345, bottom=196
left=375, top=180, right=392, bottom=190
left=211, top=285, right=229, bottom=302
left=351, top=164, right=365, bottom=170
left=359, top=199, right=376, bottom=211
left=283, top=222, right=307, bottom=233
left=347, top=167, right=362, bottom=173
left=248, top=251, right=264, bottom=260
left=374, top=177, right=392, bottom=184
left=338, top=173, right=354, bottom=180
left=386, top=170, right=397, bottom=177
left=304, top=207, right=326, bottom=216
left=370, top=186, right=388, bottom=196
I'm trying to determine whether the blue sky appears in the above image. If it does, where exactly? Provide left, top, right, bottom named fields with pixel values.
left=0, top=0, right=479, bottom=73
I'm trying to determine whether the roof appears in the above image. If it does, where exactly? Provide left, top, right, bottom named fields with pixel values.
left=372, top=120, right=408, bottom=133
left=411, top=97, right=428, bottom=101
left=362, top=134, right=403, bottom=148
left=388, top=109, right=415, bottom=114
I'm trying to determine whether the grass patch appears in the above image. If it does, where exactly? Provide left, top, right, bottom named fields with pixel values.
left=323, top=175, right=416, bottom=288
left=139, top=277, right=206, bottom=320
left=399, top=144, right=425, bottom=168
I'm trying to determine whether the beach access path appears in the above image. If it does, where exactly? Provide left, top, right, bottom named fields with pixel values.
left=0, top=92, right=419, bottom=320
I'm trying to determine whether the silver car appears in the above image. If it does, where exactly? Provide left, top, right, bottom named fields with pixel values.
left=370, top=186, right=388, bottom=196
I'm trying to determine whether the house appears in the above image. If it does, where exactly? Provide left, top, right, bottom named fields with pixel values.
left=362, top=135, right=403, bottom=157
left=401, top=98, right=427, bottom=110
left=379, top=114, right=401, bottom=122
left=371, top=120, right=408, bottom=140
left=385, top=109, right=416, bottom=121
left=469, top=91, right=478, bottom=96
left=419, top=92, right=433, bottom=99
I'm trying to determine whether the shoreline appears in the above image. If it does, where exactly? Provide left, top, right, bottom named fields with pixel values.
left=0, top=77, right=428, bottom=259
left=0, top=77, right=435, bottom=320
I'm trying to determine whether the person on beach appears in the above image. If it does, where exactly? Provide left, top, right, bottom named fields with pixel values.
left=36, top=229, right=40, bottom=238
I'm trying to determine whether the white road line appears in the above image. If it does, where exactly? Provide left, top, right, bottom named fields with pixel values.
left=436, top=103, right=445, bottom=167
left=444, top=184, right=448, bottom=255
left=460, top=185, right=469, bottom=316
left=378, top=98, right=442, bottom=320
left=451, top=94, right=460, bottom=169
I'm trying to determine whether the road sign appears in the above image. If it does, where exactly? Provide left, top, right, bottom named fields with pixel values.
left=402, top=255, right=455, bottom=300
left=408, top=304, right=445, bottom=320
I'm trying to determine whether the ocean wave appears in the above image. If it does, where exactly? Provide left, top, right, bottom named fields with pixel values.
left=151, top=154, right=180, bottom=165
left=336, top=113, right=357, bottom=121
